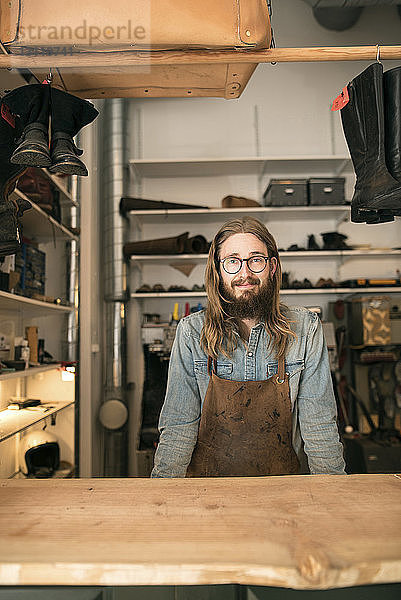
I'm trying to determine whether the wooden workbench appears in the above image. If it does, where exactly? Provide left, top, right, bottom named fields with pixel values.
left=0, top=474, right=400, bottom=590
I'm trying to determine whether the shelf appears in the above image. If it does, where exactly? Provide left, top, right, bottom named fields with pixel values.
left=129, top=250, right=401, bottom=264
left=0, top=290, right=73, bottom=316
left=129, top=155, right=352, bottom=178
left=131, top=288, right=401, bottom=298
left=0, top=400, right=74, bottom=443
left=42, top=171, right=76, bottom=206
left=0, top=364, right=62, bottom=382
left=13, top=189, right=79, bottom=242
left=128, top=205, right=352, bottom=223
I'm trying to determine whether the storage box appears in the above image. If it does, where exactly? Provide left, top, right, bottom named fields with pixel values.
left=14, top=243, right=46, bottom=297
left=263, top=179, right=308, bottom=207
left=308, top=177, right=346, bottom=205
left=347, top=296, right=391, bottom=347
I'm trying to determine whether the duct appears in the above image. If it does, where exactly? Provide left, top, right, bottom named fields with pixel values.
left=65, top=174, right=79, bottom=363
left=101, top=99, right=130, bottom=476
left=302, top=0, right=401, bottom=30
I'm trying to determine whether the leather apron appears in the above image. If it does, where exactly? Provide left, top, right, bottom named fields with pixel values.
left=186, top=357, right=300, bottom=477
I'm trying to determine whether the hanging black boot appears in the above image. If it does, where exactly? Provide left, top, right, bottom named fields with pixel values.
left=49, top=88, right=98, bottom=176
left=340, top=63, right=401, bottom=224
left=0, top=103, right=32, bottom=257
left=3, top=84, right=51, bottom=168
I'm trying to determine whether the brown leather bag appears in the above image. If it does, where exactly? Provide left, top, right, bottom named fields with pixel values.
left=1, top=1, right=271, bottom=99
left=2, top=1, right=271, bottom=50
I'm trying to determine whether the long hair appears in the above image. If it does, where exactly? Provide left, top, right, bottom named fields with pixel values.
left=200, top=217, right=296, bottom=359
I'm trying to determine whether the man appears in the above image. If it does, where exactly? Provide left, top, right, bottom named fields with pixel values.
left=151, top=217, right=345, bottom=477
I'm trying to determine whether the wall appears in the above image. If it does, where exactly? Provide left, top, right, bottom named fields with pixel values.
left=126, top=0, right=401, bottom=325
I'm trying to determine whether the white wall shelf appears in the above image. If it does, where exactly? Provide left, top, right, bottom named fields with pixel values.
left=14, top=189, right=78, bottom=242
left=0, top=364, right=62, bottom=382
left=0, top=400, right=74, bottom=443
left=131, top=288, right=401, bottom=299
left=129, top=250, right=401, bottom=264
left=129, top=155, right=352, bottom=179
left=0, top=290, right=73, bottom=316
left=128, top=205, right=352, bottom=224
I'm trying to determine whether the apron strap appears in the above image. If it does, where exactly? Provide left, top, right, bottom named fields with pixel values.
left=276, top=356, right=286, bottom=384
left=207, top=356, right=218, bottom=375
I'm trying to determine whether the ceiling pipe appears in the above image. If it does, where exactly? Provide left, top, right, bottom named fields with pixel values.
left=302, top=0, right=401, bottom=31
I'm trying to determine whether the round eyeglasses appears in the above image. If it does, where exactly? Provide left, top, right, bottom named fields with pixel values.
left=220, top=255, right=269, bottom=275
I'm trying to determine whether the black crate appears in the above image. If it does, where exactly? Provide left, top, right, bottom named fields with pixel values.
left=263, top=179, right=308, bottom=206
left=308, top=177, right=346, bottom=205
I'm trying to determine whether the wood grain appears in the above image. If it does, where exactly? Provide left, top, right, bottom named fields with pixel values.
left=1, top=45, right=401, bottom=69
left=0, top=474, right=400, bottom=589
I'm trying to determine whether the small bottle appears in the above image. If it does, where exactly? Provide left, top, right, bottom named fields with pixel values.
left=171, top=302, right=180, bottom=325
left=184, top=302, right=190, bottom=317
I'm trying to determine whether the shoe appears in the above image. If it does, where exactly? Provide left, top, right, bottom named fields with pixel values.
left=4, top=84, right=51, bottom=168
left=321, top=232, right=352, bottom=250
left=287, top=244, right=305, bottom=252
left=221, top=195, right=260, bottom=208
left=340, top=63, right=401, bottom=223
left=0, top=102, right=31, bottom=257
left=136, top=284, right=151, bottom=293
left=48, top=87, right=98, bottom=176
left=307, top=234, right=320, bottom=251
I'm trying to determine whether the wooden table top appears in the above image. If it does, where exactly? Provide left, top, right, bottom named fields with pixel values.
left=0, top=474, right=400, bottom=589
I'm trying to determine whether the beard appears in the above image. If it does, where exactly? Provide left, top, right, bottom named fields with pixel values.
left=219, top=274, right=274, bottom=320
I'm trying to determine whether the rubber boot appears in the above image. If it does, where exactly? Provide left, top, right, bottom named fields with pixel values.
left=49, top=88, right=98, bottom=176
left=0, top=104, right=32, bottom=257
left=3, top=84, right=51, bottom=168
left=340, top=63, right=401, bottom=224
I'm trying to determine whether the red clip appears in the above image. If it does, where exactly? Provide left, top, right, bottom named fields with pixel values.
left=331, top=86, right=349, bottom=111
left=1, top=103, right=16, bottom=128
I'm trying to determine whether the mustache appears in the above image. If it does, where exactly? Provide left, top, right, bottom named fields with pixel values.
left=232, top=276, right=260, bottom=287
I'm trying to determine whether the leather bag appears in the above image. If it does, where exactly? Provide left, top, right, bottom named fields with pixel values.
left=1, top=1, right=271, bottom=99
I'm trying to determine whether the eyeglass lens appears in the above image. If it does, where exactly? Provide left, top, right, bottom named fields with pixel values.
left=222, top=256, right=268, bottom=274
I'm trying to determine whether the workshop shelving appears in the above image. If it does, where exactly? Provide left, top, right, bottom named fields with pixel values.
left=0, top=290, right=72, bottom=317
left=0, top=400, right=74, bottom=443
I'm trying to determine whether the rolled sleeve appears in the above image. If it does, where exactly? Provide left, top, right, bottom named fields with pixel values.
left=151, top=320, right=201, bottom=477
left=297, top=314, right=346, bottom=475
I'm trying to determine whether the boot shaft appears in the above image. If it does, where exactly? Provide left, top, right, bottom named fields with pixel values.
left=384, top=65, right=401, bottom=181
left=341, top=63, right=389, bottom=183
left=0, top=105, right=26, bottom=199
left=50, top=88, right=98, bottom=137
left=3, top=84, right=50, bottom=133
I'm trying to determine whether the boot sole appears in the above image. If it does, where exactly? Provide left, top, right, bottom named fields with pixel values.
left=49, top=162, right=88, bottom=176
left=10, top=150, right=51, bottom=168
left=351, top=207, right=395, bottom=224
left=0, top=241, right=20, bottom=257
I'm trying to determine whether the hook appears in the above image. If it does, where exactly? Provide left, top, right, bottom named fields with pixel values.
left=46, top=67, right=53, bottom=84
left=376, top=44, right=381, bottom=64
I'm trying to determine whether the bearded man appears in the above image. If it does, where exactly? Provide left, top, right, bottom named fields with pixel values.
left=151, top=217, right=345, bottom=478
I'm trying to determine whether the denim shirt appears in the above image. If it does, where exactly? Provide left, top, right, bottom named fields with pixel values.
left=151, top=306, right=346, bottom=478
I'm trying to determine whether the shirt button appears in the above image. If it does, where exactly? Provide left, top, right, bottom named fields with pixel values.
left=248, top=352, right=253, bottom=357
